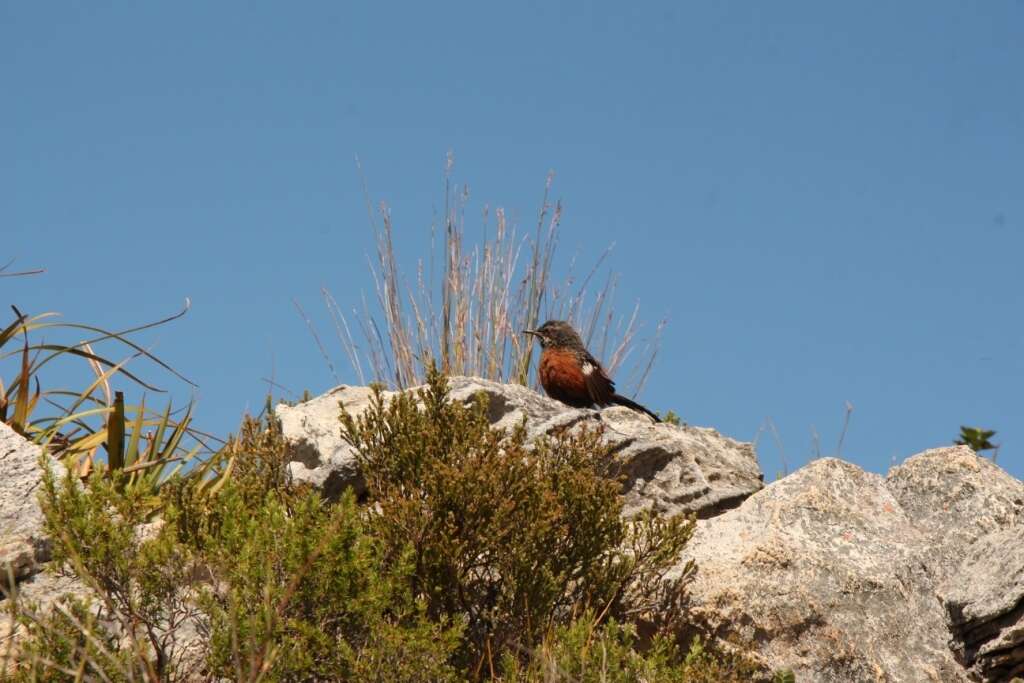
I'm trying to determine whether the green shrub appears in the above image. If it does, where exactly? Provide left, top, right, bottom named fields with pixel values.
left=499, top=614, right=765, bottom=683
left=341, top=367, right=694, bottom=676
left=196, top=487, right=461, bottom=682
left=14, top=463, right=461, bottom=682
left=13, top=465, right=202, bottom=680
left=661, top=410, right=683, bottom=426
left=8, top=594, right=136, bottom=682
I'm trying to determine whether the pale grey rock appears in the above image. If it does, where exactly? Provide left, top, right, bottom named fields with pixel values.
left=276, top=376, right=764, bottom=519
left=0, top=423, right=65, bottom=581
left=886, top=445, right=1024, bottom=583
left=887, top=446, right=1024, bottom=681
left=944, top=527, right=1024, bottom=682
left=670, top=457, right=970, bottom=682
left=1, top=570, right=208, bottom=679
left=276, top=384, right=371, bottom=499
left=0, top=538, right=35, bottom=583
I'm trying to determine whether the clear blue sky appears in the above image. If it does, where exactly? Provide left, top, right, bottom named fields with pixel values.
left=4, top=2, right=1022, bottom=480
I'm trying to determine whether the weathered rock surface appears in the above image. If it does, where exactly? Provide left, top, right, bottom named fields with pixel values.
left=670, top=457, right=969, bottom=682
left=886, top=446, right=1024, bottom=682
left=276, top=376, right=764, bottom=518
left=885, top=446, right=1024, bottom=583
left=0, top=423, right=64, bottom=583
left=944, top=527, right=1024, bottom=682
left=0, top=423, right=80, bottom=664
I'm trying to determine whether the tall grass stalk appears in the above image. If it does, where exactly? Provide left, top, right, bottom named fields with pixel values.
left=320, top=164, right=664, bottom=396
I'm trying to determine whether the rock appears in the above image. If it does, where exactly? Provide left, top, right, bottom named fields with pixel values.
left=670, top=457, right=969, bottom=682
left=0, top=571, right=87, bottom=665
left=944, top=527, right=1024, bottom=682
left=0, top=423, right=80, bottom=666
left=276, top=376, right=764, bottom=519
left=0, top=538, right=36, bottom=583
left=276, top=385, right=371, bottom=499
left=887, top=446, right=1024, bottom=681
left=0, top=423, right=64, bottom=581
left=885, top=446, right=1024, bottom=582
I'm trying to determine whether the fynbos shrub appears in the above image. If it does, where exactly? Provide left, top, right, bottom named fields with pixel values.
left=341, top=367, right=694, bottom=675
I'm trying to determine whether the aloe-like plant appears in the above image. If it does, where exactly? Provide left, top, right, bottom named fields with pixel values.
left=1, top=302, right=191, bottom=438
left=955, top=426, right=999, bottom=459
left=0, top=297, right=233, bottom=490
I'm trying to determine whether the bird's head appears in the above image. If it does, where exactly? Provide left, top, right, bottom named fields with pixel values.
left=523, top=320, right=583, bottom=349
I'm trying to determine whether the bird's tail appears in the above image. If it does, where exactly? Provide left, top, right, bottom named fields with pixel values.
left=610, top=394, right=661, bottom=423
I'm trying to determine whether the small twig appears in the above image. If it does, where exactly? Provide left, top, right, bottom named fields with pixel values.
left=292, top=298, right=339, bottom=385
left=835, top=401, right=854, bottom=458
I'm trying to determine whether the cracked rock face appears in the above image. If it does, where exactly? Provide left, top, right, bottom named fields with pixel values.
left=885, top=446, right=1024, bottom=585
left=670, top=447, right=1024, bottom=682
left=0, top=423, right=81, bottom=660
left=944, top=527, right=1024, bottom=682
left=669, top=457, right=970, bottom=682
left=0, top=423, right=64, bottom=583
left=887, top=447, right=1024, bottom=682
left=276, top=376, right=764, bottom=519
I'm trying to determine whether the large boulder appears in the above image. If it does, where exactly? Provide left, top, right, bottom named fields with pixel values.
left=885, top=446, right=1024, bottom=583
left=887, top=446, right=1024, bottom=681
left=669, top=457, right=970, bottom=682
left=276, top=376, right=764, bottom=518
left=668, top=446, right=1024, bottom=682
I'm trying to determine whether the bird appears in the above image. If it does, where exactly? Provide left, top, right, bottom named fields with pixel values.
left=523, top=320, right=660, bottom=422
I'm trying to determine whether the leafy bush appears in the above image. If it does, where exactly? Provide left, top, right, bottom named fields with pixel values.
left=341, top=367, right=694, bottom=675
left=13, top=466, right=203, bottom=680
left=195, top=487, right=461, bottom=682
left=661, top=410, right=683, bottom=426
left=9, top=594, right=137, bottom=681
left=11, top=425, right=461, bottom=682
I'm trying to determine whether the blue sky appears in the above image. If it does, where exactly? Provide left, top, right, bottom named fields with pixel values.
left=4, top=2, right=1022, bottom=480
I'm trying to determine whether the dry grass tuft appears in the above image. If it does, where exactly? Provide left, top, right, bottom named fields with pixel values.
left=318, top=158, right=664, bottom=397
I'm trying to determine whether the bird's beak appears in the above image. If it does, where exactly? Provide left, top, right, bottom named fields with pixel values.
left=522, top=329, right=540, bottom=338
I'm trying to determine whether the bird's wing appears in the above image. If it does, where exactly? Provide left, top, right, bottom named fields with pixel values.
left=580, top=351, right=615, bottom=406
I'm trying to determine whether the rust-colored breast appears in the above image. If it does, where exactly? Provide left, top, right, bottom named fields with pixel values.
left=538, top=348, right=592, bottom=408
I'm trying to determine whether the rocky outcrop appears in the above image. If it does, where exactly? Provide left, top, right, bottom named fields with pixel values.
left=0, top=423, right=83, bottom=661
left=0, top=423, right=63, bottom=584
left=5, top=381, right=1023, bottom=681
left=885, top=446, right=1024, bottom=583
left=944, top=527, right=1024, bottom=682
left=671, top=447, right=1024, bottom=682
left=670, top=457, right=969, bottom=682
left=277, top=380, right=1024, bottom=681
left=276, top=376, right=764, bottom=518
left=886, top=447, right=1024, bottom=681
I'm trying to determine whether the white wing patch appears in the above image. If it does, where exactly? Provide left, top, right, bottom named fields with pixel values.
left=582, top=361, right=595, bottom=376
